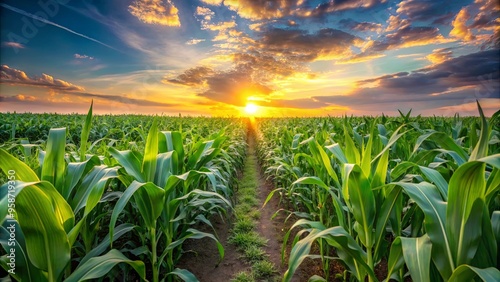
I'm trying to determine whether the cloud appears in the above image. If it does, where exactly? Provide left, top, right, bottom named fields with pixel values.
left=223, top=0, right=384, bottom=20
left=1, top=65, right=86, bottom=91
left=345, top=25, right=448, bottom=62
left=0, top=94, right=37, bottom=102
left=74, top=53, right=94, bottom=60
left=163, top=49, right=307, bottom=106
left=164, top=66, right=215, bottom=86
left=471, top=0, right=500, bottom=29
left=385, top=15, right=410, bottom=32
left=200, top=0, right=223, bottom=5
left=450, top=8, right=476, bottom=41
left=396, top=0, right=457, bottom=24
left=2, top=41, right=25, bottom=49
left=293, top=0, right=384, bottom=18
left=0, top=65, right=179, bottom=108
left=224, top=0, right=301, bottom=20
left=128, top=0, right=181, bottom=26
left=314, top=49, right=500, bottom=111
left=426, top=48, right=454, bottom=64
left=186, top=38, right=206, bottom=45
left=339, top=19, right=382, bottom=32
left=258, top=28, right=362, bottom=61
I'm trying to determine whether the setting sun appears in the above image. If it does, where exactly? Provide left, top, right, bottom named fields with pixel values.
left=244, top=103, right=259, bottom=115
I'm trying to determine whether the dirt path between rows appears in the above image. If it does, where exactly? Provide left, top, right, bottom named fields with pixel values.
left=177, top=124, right=316, bottom=281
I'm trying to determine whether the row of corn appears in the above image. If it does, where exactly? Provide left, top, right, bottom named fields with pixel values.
left=256, top=104, right=500, bottom=282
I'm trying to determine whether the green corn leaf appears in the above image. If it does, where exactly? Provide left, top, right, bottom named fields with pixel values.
left=374, top=185, right=402, bottom=262
left=0, top=220, right=46, bottom=282
left=110, top=181, right=164, bottom=246
left=394, top=181, right=454, bottom=280
left=307, top=139, right=340, bottom=187
left=167, top=268, right=199, bottom=282
left=142, top=119, right=158, bottom=182
left=448, top=265, right=500, bottom=282
left=0, top=148, right=39, bottom=182
left=41, top=127, right=67, bottom=190
left=325, top=143, right=348, bottom=165
left=345, top=164, right=375, bottom=249
left=132, top=181, right=165, bottom=229
left=473, top=203, right=497, bottom=269
left=412, top=131, right=468, bottom=164
left=154, top=151, right=177, bottom=189
left=284, top=225, right=376, bottom=282
left=446, top=155, right=499, bottom=268
left=419, top=166, right=448, bottom=200
left=343, top=125, right=360, bottom=164
left=64, top=249, right=147, bottom=282
left=80, top=223, right=136, bottom=265
left=62, top=155, right=100, bottom=200
left=361, top=122, right=375, bottom=176
left=469, top=101, right=489, bottom=161
left=159, top=131, right=184, bottom=174
left=401, top=235, right=432, bottom=282
left=79, top=100, right=93, bottom=161
left=109, top=148, right=145, bottom=182
left=15, top=181, right=72, bottom=281
left=385, top=237, right=404, bottom=282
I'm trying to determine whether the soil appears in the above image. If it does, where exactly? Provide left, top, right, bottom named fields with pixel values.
left=176, top=125, right=328, bottom=282
left=175, top=215, right=250, bottom=281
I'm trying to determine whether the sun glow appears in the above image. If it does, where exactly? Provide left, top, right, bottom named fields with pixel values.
left=244, top=102, right=259, bottom=115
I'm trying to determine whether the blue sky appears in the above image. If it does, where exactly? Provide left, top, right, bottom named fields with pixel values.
left=1, top=0, right=498, bottom=116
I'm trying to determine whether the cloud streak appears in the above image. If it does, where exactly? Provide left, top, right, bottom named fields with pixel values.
left=0, top=3, right=119, bottom=51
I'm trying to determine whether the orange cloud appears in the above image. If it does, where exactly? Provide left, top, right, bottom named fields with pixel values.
left=128, top=0, right=180, bottom=26
left=426, top=48, right=453, bottom=64
left=1, top=65, right=85, bottom=91
left=450, top=8, right=475, bottom=41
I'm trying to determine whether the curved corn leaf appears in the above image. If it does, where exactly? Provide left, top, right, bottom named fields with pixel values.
left=109, top=181, right=164, bottom=246
left=109, top=147, right=145, bottom=182
left=64, top=249, right=147, bottom=282
left=385, top=237, right=404, bottom=282
left=448, top=265, right=500, bottom=282
left=469, top=101, right=488, bottom=161
left=401, top=235, right=432, bottom=282
left=15, top=181, right=72, bottom=281
left=0, top=220, right=46, bottom=282
left=394, top=181, right=454, bottom=280
left=167, top=268, right=199, bottom=282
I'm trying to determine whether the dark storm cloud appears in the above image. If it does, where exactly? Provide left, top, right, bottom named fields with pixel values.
left=314, top=49, right=500, bottom=109
left=339, top=19, right=382, bottom=32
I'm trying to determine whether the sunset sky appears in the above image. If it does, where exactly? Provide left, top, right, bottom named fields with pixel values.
left=1, top=0, right=499, bottom=116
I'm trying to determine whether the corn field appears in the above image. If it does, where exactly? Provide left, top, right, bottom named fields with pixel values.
left=1, top=102, right=499, bottom=282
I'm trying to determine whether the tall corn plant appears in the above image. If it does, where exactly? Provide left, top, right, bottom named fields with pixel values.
left=386, top=103, right=500, bottom=282
left=0, top=104, right=146, bottom=281
left=108, top=119, right=231, bottom=282
left=281, top=120, right=406, bottom=282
